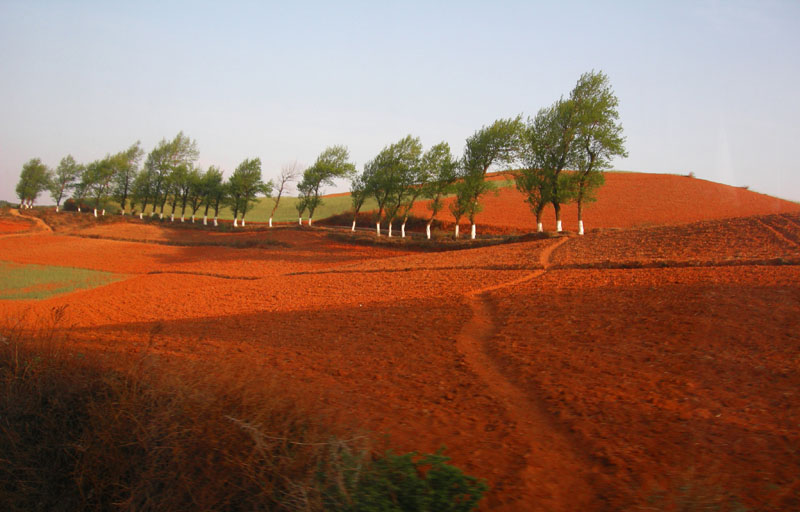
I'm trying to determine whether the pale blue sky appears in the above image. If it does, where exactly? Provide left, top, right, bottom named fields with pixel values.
left=1, top=1, right=798, bottom=202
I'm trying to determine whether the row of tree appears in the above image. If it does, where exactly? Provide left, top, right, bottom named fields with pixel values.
left=16, top=70, right=625, bottom=237
left=336, top=70, right=626, bottom=238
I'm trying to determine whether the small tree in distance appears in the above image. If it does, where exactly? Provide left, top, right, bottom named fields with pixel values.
left=349, top=171, right=369, bottom=232
left=570, top=70, right=627, bottom=234
left=49, top=155, right=82, bottom=212
left=269, top=162, right=301, bottom=228
left=298, top=146, right=355, bottom=226
left=16, top=158, right=50, bottom=209
left=421, top=142, right=458, bottom=239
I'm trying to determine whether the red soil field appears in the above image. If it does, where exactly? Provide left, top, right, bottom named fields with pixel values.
left=1, top=175, right=799, bottom=511
left=409, top=172, right=800, bottom=234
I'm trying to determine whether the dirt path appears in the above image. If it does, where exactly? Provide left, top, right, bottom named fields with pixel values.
left=755, top=217, right=799, bottom=248
left=8, top=209, right=53, bottom=233
left=455, top=236, right=601, bottom=511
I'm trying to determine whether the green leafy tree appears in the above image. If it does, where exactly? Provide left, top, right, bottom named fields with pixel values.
left=348, top=171, right=370, bottom=232
left=363, top=136, right=422, bottom=236
left=145, top=132, right=199, bottom=219
left=299, top=146, right=355, bottom=226
left=83, top=158, right=116, bottom=216
left=200, top=166, right=225, bottom=226
left=186, top=168, right=205, bottom=223
left=228, top=158, right=271, bottom=227
left=131, top=168, right=157, bottom=219
left=460, top=116, right=523, bottom=238
left=421, top=142, right=458, bottom=239
left=48, top=155, right=82, bottom=212
left=16, top=158, right=50, bottom=208
left=295, top=181, right=310, bottom=225
left=513, top=127, right=552, bottom=232
left=111, top=142, right=144, bottom=215
left=570, top=70, right=627, bottom=234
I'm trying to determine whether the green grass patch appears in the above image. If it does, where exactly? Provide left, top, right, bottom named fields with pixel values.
left=0, top=261, right=126, bottom=300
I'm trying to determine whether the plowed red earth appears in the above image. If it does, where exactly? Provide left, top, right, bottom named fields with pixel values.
left=409, top=172, right=800, bottom=234
left=2, top=176, right=799, bottom=511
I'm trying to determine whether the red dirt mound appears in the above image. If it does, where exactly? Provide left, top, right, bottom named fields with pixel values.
left=408, top=172, right=800, bottom=234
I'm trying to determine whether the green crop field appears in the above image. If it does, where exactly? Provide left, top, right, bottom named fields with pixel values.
left=0, top=261, right=126, bottom=300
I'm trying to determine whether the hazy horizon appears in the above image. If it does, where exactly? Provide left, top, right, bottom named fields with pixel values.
left=2, top=1, right=799, bottom=203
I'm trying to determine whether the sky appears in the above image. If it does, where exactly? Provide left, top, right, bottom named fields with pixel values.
left=1, top=0, right=798, bottom=202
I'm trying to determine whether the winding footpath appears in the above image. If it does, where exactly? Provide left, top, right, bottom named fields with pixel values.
left=455, top=236, right=601, bottom=511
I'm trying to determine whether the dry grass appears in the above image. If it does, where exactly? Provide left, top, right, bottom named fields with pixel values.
left=0, top=310, right=486, bottom=511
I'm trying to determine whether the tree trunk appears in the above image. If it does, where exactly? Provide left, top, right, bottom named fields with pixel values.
left=298, top=216, right=302, bottom=225
left=401, top=222, right=406, bottom=238
left=554, top=202, right=562, bottom=232
left=203, top=215, right=207, bottom=225
left=577, top=195, right=584, bottom=235
left=454, top=224, right=460, bottom=238
left=139, top=212, right=143, bottom=220
left=471, top=223, right=476, bottom=239
left=426, top=222, right=431, bottom=239
left=191, top=215, right=195, bottom=223
left=93, top=208, right=97, bottom=217
left=269, top=217, right=273, bottom=228
left=241, top=218, right=246, bottom=227
left=101, top=209, right=105, bottom=216
left=233, top=217, right=238, bottom=227
left=376, top=222, right=381, bottom=236
left=77, top=206, right=81, bottom=212
left=388, top=222, right=392, bottom=237
left=214, top=217, right=218, bottom=227
left=351, top=220, right=356, bottom=232
left=308, top=217, right=312, bottom=226
left=55, top=205, right=59, bottom=213
left=170, top=213, right=175, bottom=222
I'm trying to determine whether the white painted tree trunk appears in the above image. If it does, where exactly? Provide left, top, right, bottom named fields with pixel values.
left=214, top=217, right=218, bottom=227
left=180, top=215, right=184, bottom=223
left=298, top=216, right=302, bottom=225
left=351, top=220, right=356, bottom=232
left=139, top=213, right=143, bottom=220
left=401, top=222, right=406, bottom=238
left=307, top=217, right=312, bottom=226
left=455, top=225, right=460, bottom=238
left=537, top=222, right=543, bottom=233
left=191, top=215, right=195, bottom=223
left=170, top=213, right=175, bottom=222
left=376, top=222, right=381, bottom=236
left=121, top=209, right=125, bottom=215
left=101, top=209, right=105, bottom=216
left=269, top=217, right=273, bottom=228
left=233, top=217, right=238, bottom=227
left=388, top=223, right=392, bottom=237
left=93, top=208, right=98, bottom=217
left=578, top=220, right=584, bottom=235
left=426, top=224, right=431, bottom=239
left=471, top=223, right=476, bottom=240
left=77, top=206, right=81, bottom=212
left=55, top=205, right=59, bottom=213
left=241, top=218, right=246, bottom=227
left=159, top=213, right=164, bottom=220
left=203, top=215, right=207, bottom=225
left=556, top=220, right=562, bottom=232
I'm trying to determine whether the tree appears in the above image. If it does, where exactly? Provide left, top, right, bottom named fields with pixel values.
left=513, top=127, right=552, bottom=233
left=298, top=146, right=355, bottom=226
left=171, top=164, right=193, bottom=222
left=111, top=142, right=144, bottom=215
left=131, top=168, right=157, bottom=219
left=349, top=171, right=369, bottom=232
left=421, top=142, right=458, bottom=239
left=295, top=181, right=310, bottom=225
left=49, top=155, right=82, bottom=212
left=228, top=158, right=271, bottom=227
left=460, top=117, right=523, bottom=238
left=16, top=158, right=50, bottom=209
left=363, top=136, right=422, bottom=237
left=269, top=162, right=301, bottom=228
left=200, top=166, right=225, bottom=226
left=145, top=132, right=199, bottom=219
left=448, top=185, right=469, bottom=239
left=570, top=71, right=627, bottom=234
left=83, top=158, right=115, bottom=216
left=186, top=168, right=205, bottom=223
